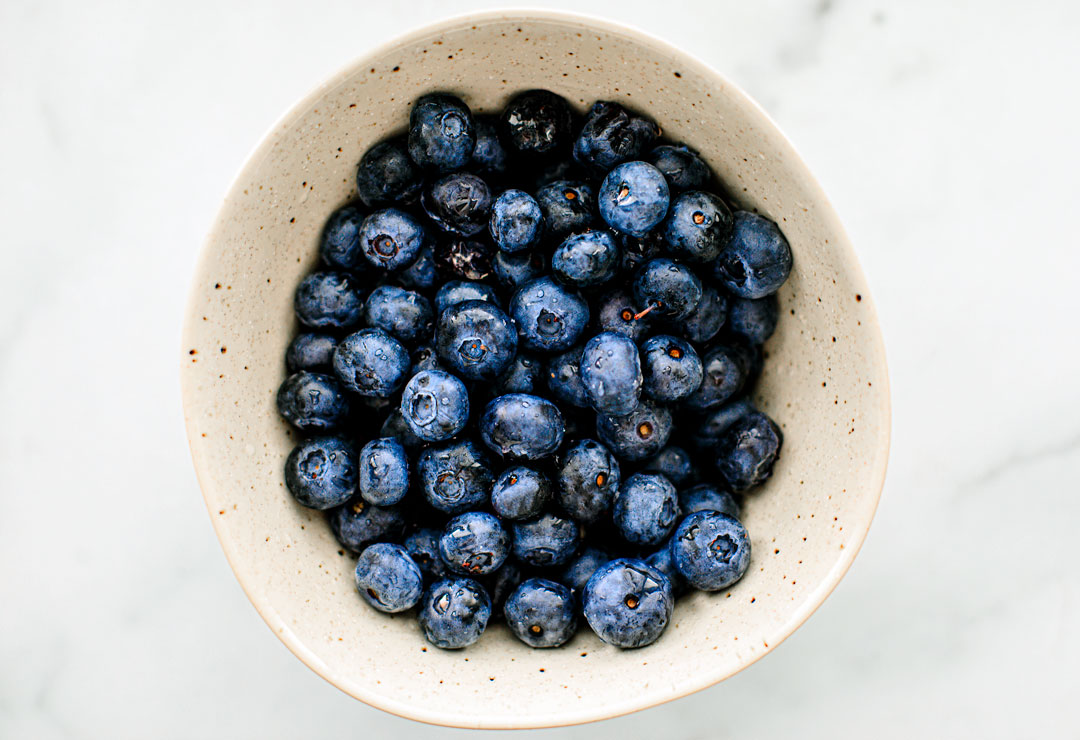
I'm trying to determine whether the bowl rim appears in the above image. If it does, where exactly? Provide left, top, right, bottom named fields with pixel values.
left=181, top=7, right=891, bottom=729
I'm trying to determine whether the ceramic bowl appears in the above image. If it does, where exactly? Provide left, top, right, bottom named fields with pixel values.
left=180, top=9, right=890, bottom=729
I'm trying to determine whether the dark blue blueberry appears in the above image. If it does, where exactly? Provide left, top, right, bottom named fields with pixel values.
left=596, top=400, right=673, bottom=462
left=417, top=577, right=491, bottom=649
left=729, top=338, right=764, bottom=390
left=693, top=398, right=756, bottom=450
left=714, top=411, right=783, bottom=492
left=512, top=513, right=580, bottom=567
left=332, top=328, right=410, bottom=397
left=613, top=472, right=679, bottom=546
left=679, top=483, right=739, bottom=519
left=493, top=352, right=543, bottom=395
left=489, top=189, right=544, bottom=253
left=580, top=332, right=643, bottom=416
left=355, top=136, right=423, bottom=208
left=551, top=230, right=619, bottom=287
left=509, top=277, right=590, bottom=353
left=358, top=208, right=430, bottom=272
left=632, top=258, right=702, bottom=322
left=644, top=540, right=687, bottom=596
left=527, top=157, right=590, bottom=191
left=399, top=370, right=469, bottom=442
left=329, top=497, right=406, bottom=552
left=355, top=543, right=424, bottom=613
left=439, top=511, right=510, bottom=576
left=469, top=115, right=508, bottom=177
left=284, top=436, right=357, bottom=509
left=491, top=465, right=552, bottom=520
left=640, top=335, right=703, bottom=403
left=682, top=344, right=748, bottom=411
left=417, top=440, right=494, bottom=514
left=681, top=283, right=728, bottom=345
left=713, top=211, right=793, bottom=299
left=504, top=578, right=577, bottom=648
left=434, top=280, right=498, bottom=315
left=573, top=101, right=660, bottom=175
left=647, top=144, right=712, bottom=191
left=379, top=408, right=425, bottom=450
left=616, top=230, right=665, bottom=276
left=582, top=558, right=673, bottom=648
left=534, top=181, right=595, bottom=239
left=409, top=343, right=441, bottom=375
left=363, top=285, right=433, bottom=345
left=727, top=295, right=780, bottom=345
left=285, top=332, right=338, bottom=373
left=397, top=246, right=439, bottom=290
left=435, top=300, right=518, bottom=381
left=558, top=547, right=610, bottom=601
left=492, top=249, right=545, bottom=290
left=319, top=204, right=366, bottom=271
left=404, top=527, right=448, bottom=580
left=408, top=93, right=476, bottom=173
left=671, top=511, right=751, bottom=591
left=661, top=190, right=733, bottom=263
left=432, top=237, right=494, bottom=281
left=358, top=437, right=410, bottom=506
left=596, top=289, right=651, bottom=342
left=276, top=371, right=351, bottom=432
left=422, top=172, right=494, bottom=236
left=480, top=394, right=564, bottom=460
left=555, top=439, right=621, bottom=523
left=294, top=271, right=365, bottom=330
left=483, top=561, right=524, bottom=618
left=642, top=445, right=694, bottom=488
left=598, top=161, right=670, bottom=238
left=500, top=89, right=574, bottom=157
left=546, top=346, right=589, bottom=408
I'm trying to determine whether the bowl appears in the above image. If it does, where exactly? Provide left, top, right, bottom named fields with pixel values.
left=180, top=9, right=890, bottom=729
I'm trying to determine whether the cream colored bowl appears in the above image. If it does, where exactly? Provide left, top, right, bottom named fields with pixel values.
left=180, top=10, right=890, bottom=729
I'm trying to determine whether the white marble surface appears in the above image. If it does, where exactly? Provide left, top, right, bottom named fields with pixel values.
left=1, top=0, right=1078, bottom=737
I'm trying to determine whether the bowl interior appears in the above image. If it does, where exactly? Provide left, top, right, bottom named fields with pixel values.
left=181, top=11, right=889, bottom=729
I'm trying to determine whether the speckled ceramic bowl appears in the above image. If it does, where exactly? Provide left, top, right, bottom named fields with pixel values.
left=180, top=10, right=890, bottom=729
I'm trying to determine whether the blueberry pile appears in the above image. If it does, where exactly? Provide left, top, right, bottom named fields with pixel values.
left=277, top=90, right=792, bottom=650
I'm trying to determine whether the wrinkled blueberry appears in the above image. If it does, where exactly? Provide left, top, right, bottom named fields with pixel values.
left=285, top=436, right=357, bottom=509
left=399, top=369, right=469, bottom=443
left=714, top=411, right=783, bottom=492
left=417, top=577, right=491, bottom=649
left=355, top=543, right=424, bottom=613
left=439, top=511, right=510, bottom=576
left=422, top=172, right=494, bottom=236
left=357, top=436, right=409, bottom=506
left=501, top=89, right=574, bottom=157
left=574, top=102, right=660, bottom=174
left=432, top=237, right=494, bottom=281
left=489, top=189, right=544, bottom=253
left=417, top=439, right=494, bottom=514
left=294, top=271, right=366, bottom=330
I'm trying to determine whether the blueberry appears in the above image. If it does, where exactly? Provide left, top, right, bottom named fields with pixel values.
left=729, top=337, right=764, bottom=390
left=682, top=344, right=747, bottom=411
left=713, top=411, right=783, bottom=492
left=555, top=439, right=621, bottom=523
left=613, top=472, right=679, bottom=546
left=434, top=280, right=498, bottom=315
left=512, top=513, right=580, bottom=567
left=647, top=144, right=712, bottom=191
left=551, top=230, right=619, bottom=287
left=294, top=271, right=366, bottom=330
left=332, top=328, right=410, bottom=397
left=276, top=371, right=351, bottom=432
left=642, top=445, right=694, bottom=488
left=435, top=300, right=518, bottom=381
left=580, top=332, right=643, bottom=416
left=379, top=409, right=425, bottom=450
left=598, top=161, right=670, bottom=238
left=644, top=542, right=687, bottom=596
left=417, top=577, right=491, bottom=649
left=596, top=400, right=672, bottom=461
left=285, top=332, right=338, bottom=373
left=545, top=346, right=589, bottom=408
left=661, top=190, right=733, bottom=263
left=483, top=561, right=524, bottom=618
left=693, top=398, right=756, bottom=449
left=355, top=136, right=423, bottom=208
left=573, top=102, right=660, bottom=174
left=727, top=295, right=780, bottom=345
left=632, top=258, right=702, bottom=322
left=363, top=285, right=433, bottom=345
left=527, top=157, right=590, bottom=191
left=489, top=189, right=544, bottom=253
left=595, top=289, right=651, bottom=342
left=582, top=558, right=673, bottom=648
left=500, top=89, right=574, bottom=157
left=616, top=230, right=664, bottom=276
left=285, top=436, right=358, bottom=509
left=397, top=246, right=439, bottom=290
left=671, top=511, right=751, bottom=591
left=439, top=511, right=510, bottom=576
left=469, top=115, right=508, bottom=177
left=640, top=335, right=703, bottom=403
left=558, top=547, right=610, bottom=600
left=404, top=527, right=447, bottom=580
left=713, top=211, right=793, bottom=299
left=509, top=277, right=590, bottom=353
left=492, top=249, right=545, bottom=290
left=417, top=440, right=494, bottom=514
left=399, top=369, right=469, bottom=442
left=432, top=237, right=494, bottom=281
left=491, top=465, right=552, bottom=520
left=422, top=172, right=494, bottom=236
left=357, top=437, right=410, bottom=506
left=679, top=483, right=739, bottom=519
left=329, top=497, right=406, bottom=552
left=534, top=181, right=595, bottom=239
left=355, top=543, right=424, bottom=613
left=480, top=394, right=564, bottom=460
left=358, top=208, right=430, bottom=272
left=409, top=343, right=441, bottom=375
left=493, top=352, right=543, bottom=395
left=681, top=283, right=728, bottom=345
left=504, top=578, right=577, bottom=648
left=408, top=93, right=476, bottom=172
left=319, top=204, right=366, bottom=271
